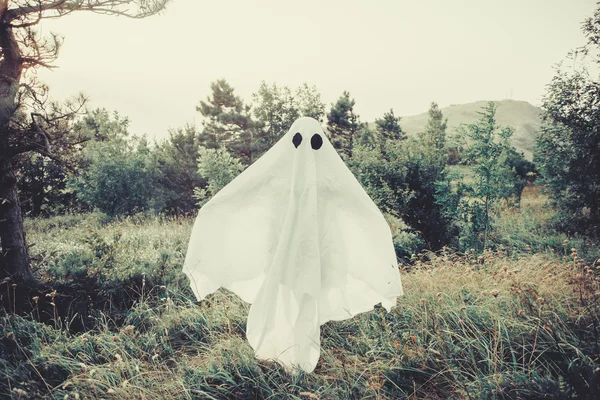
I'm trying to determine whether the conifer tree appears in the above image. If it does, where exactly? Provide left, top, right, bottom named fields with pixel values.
left=197, top=80, right=258, bottom=164
left=457, top=102, right=515, bottom=249
left=375, top=109, right=405, bottom=142
left=421, top=102, right=447, bottom=150
left=326, top=91, right=360, bottom=159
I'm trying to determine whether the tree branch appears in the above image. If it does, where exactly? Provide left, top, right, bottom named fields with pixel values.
left=21, top=56, right=56, bottom=69
left=6, top=0, right=69, bottom=19
left=6, top=0, right=168, bottom=20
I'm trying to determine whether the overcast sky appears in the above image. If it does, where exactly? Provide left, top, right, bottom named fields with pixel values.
left=36, top=0, right=597, bottom=140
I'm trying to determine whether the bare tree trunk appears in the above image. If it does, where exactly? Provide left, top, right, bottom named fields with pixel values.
left=0, top=152, right=32, bottom=281
left=0, top=12, right=32, bottom=281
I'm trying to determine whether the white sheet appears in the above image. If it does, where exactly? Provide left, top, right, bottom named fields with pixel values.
left=183, top=117, right=403, bottom=372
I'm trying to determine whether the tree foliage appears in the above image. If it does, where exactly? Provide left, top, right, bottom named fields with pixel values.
left=193, top=146, right=244, bottom=207
left=15, top=103, right=97, bottom=216
left=455, top=102, right=520, bottom=249
left=375, top=108, right=405, bottom=143
left=355, top=125, right=377, bottom=149
left=197, top=79, right=258, bottom=164
left=71, top=135, right=156, bottom=216
left=65, top=109, right=165, bottom=216
left=349, top=127, right=453, bottom=255
left=420, top=102, right=447, bottom=150
left=252, top=82, right=325, bottom=153
left=153, top=124, right=204, bottom=214
left=535, top=4, right=600, bottom=234
left=252, top=82, right=299, bottom=150
left=295, top=83, right=326, bottom=122
left=326, top=91, right=360, bottom=159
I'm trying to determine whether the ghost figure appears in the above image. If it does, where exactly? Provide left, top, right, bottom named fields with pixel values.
left=183, top=117, right=403, bottom=372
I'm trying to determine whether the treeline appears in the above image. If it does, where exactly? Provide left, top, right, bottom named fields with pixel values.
left=15, top=79, right=538, bottom=257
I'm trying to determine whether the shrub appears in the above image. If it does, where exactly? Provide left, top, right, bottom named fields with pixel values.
left=193, top=146, right=244, bottom=206
left=70, top=136, right=157, bottom=216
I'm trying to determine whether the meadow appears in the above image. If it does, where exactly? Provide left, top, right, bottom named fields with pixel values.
left=0, top=187, right=599, bottom=399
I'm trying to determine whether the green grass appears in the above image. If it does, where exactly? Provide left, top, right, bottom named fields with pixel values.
left=494, top=186, right=600, bottom=263
left=1, top=191, right=600, bottom=399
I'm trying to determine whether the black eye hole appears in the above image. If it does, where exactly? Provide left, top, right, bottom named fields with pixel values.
left=311, top=133, right=323, bottom=150
left=292, top=132, right=302, bottom=148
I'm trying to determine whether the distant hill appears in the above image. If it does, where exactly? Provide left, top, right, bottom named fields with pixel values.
left=393, top=100, right=543, bottom=160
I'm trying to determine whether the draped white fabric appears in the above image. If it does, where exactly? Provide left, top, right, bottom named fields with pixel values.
left=183, top=117, right=403, bottom=372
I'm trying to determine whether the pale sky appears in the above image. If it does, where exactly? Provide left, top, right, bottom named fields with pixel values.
left=36, top=0, right=597, bottom=141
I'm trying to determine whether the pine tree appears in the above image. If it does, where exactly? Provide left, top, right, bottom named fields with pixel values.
left=421, top=102, right=447, bottom=150
left=375, top=108, right=405, bottom=155
left=153, top=124, right=205, bottom=213
left=457, top=102, right=515, bottom=249
left=375, top=109, right=405, bottom=142
left=326, top=91, right=360, bottom=159
left=197, top=80, right=258, bottom=164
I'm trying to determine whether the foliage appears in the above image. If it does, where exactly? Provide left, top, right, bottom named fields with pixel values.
left=152, top=124, right=204, bottom=214
left=493, top=186, right=600, bottom=263
left=295, top=82, right=326, bottom=122
left=350, top=101, right=456, bottom=252
left=14, top=107, right=132, bottom=216
left=252, top=81, right=299, bottom=150
left=193, top=146, right=244, bottom=207
left=384, top=214, right=425, bottom=259
left=196, top=79, right=259, bottom=164
left=14, top=108, right=132, bottom=217
left=252, top=81, right=325, bottom=152
left=12, top=105, right=85, bottom=216
left=350, top=136, right=453, bottom=253
left=419, top=101, right=447, bottom=150
left=504, top=147, right=536, bottom=204
left=535, top=6, right=600, bottom=235
left=70, top=135, right=157, bottom=216
left=455, top=102, right=521, bottom=250
left=17, top=153, right=74, bottom=216
left=355, top=124, right=377, bottom=149
left=326, top=91, right=361, bottom=159
left=78, top=108, right=131, bottom=143
left=375, top=108, right=406, bottom=144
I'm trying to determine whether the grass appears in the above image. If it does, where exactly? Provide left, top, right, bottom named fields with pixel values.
left=494, top=185, right=600, bottom=263
left=1, top=188, right=600, bottom=399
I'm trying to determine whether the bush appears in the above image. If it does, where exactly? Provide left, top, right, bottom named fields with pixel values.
left=349, top=137, right=453, bottom=254
left=384, top=214, right=425, bottom=260
left=70, top=136, right=157, bottom=216
left=152, top=124, right=205, bottom=214
left=193, top=146, right=244, bottom=206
